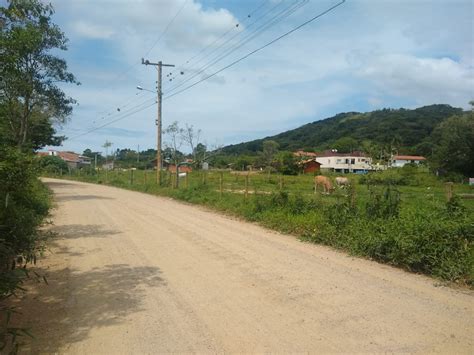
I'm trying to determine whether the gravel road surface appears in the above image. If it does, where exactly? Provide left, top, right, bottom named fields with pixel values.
left=18, top=178, right=473, bottom=353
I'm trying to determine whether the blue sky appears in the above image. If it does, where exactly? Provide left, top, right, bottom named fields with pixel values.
left=39, top=0, right=473, bottom=154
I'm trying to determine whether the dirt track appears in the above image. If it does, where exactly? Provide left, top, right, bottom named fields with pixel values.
left=19, top=178, right=473, bottom=353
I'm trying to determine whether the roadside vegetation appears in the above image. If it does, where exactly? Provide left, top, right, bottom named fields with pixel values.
left=0, top=0, right=77, bottom=351
left=49, top=166, right=473, bottom=285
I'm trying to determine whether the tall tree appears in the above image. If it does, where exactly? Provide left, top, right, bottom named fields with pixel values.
left=0, top=0, right=79, bottom=150
left=430, top=112, right=474, bottom=177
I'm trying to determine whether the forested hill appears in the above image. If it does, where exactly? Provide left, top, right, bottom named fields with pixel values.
left=221, top=104, right=463, bottom=155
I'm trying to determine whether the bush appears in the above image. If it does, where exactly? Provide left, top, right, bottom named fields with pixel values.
left=0, top=148, right=52, bottom=351
left=37, top=155, right=69, bottom=174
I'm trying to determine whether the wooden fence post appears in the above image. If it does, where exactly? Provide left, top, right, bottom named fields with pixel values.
left=185, top=172, right=189, bottom=188
left=144, top=170, right=147, bottom=185
left=445, top=182, right=454, bottom=202
left=245, top=173, right=249, bottom=200
left=130, top=169, right=134, bottom=185
left=219, top=172, right=223, bottom=198
left=279, top=175, right=284, bottom=190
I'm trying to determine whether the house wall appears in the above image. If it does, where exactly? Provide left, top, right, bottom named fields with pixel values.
left=303, top=162, right=320, bottom=174
left=316, top=155, right=373, bottom=172
left=392, top=159, right=424, bottom=168
left=168, top=165, right=192, bottom=173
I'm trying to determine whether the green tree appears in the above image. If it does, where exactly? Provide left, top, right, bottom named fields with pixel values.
left=0, top=0, right=79, bottom=150
left=332, top=137, right=358, bottom=153
left=262, top=140, right=279, bottom=166
left=275, top=151, right=299, bottom=175
left=431, top=113, right=474, bottom=177
left=37, top=154, right=68, bottom=173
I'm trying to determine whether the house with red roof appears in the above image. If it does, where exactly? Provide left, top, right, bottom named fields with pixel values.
left=36, top=150, right=91, bottom=169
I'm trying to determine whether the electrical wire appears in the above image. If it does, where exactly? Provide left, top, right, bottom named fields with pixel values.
left=166, top=0, right=285, bottom=86
left=67, top=99, right=157, bottom=141
left=166, top=0, right=271, bottom=79
left=166, top=0, right=308, bottom=94
left=143, top=0, right=189, bottom=57
left=67, top=0, right=346, bottom=140
left=77, top=0, right=189, bottom=129
left=164, top=0, right=346, bottom=101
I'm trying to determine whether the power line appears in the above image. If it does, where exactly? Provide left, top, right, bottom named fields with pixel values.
left=143, top=0, right=189, bottom=57
left=67, top=0, right=346, bottom=141
left=166, top=0, right=271, bottom=79
left=164, top=0, right=346, bottom=101
left=77, top=0, right=189, bottom=129
left=67, top=99, right=157, bottom=141
left=165, top=0, right=309, bottom=95
left=166, top=0, right=287, bottom=87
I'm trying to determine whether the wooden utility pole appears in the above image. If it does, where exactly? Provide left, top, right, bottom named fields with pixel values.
left=141, top=58, right=175, bottom=185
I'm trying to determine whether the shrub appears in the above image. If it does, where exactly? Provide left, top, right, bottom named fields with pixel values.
left=0, top=148, right=52, bottom=351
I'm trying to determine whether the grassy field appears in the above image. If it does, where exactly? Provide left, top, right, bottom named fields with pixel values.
left=47, top=168, right=474, bottom=285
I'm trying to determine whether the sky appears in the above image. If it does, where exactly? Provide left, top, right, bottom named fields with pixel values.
left=34, top=0, right=474, bottom=154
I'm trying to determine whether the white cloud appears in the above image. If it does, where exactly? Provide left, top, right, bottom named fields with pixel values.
left=358, top=54, right=474, bottom=107
left=70, top=21, right=115, bottom=39
left=47, top=0, right=474, bottom=153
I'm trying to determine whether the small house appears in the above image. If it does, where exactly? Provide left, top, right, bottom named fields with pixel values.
left=300, top=159, right=321, bottom=174
left=391, top=155, right=426, bottom=167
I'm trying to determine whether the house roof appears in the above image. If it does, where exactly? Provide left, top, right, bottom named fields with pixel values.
left=316, top=150, right=368, bottom=158
left=297, top=159, right=321, bottom=167
left=57, top=151, right=81, bottom=162
left=393, top=155, right=426, bottom=161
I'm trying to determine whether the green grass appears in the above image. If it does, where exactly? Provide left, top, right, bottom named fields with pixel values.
left=48, top=169, right=474, bottom=285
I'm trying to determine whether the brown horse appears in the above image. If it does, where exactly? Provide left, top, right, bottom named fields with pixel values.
left=314, top=175, right=333, bottom=194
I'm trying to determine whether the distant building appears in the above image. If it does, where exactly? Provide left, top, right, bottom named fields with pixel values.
left=299, top=159, right=322, bottom=174
left=315, top=151, right=373, bottom=173
left=102, top=161, right=115, bottom=170
left=391, top=155, right=426, bottom=168
left=36, top=150, right=91, bottom=169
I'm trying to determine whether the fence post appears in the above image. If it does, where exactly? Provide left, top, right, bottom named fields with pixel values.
left=185, top=172, right=189, bottom=188
left=445, top=182, right=454, bottom=202
left=144, top=170, right=147, bottom=185
left=219, top=171, right=223, bottom=198
left=59, top=168, right=63, bottom=177
left=245, top=173, right=249, bottom=200
left=279, top=175, right=284, bottom=190
left=130, top=169, right=134, bottom=185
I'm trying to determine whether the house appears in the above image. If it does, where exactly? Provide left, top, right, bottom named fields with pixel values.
left=37, top=150, right=91, bottom=169
left=299, top=159, right=322, bottom=174
left=315, top=151, right=374, bottom=173
left=102, top=161, right=115, bottom=170
left=391, top=155, right=426, bottom=167
left=167, top=163, right=193, bottom=173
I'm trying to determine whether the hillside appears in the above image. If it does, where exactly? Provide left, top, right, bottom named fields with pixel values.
left=221, top=104, right=463, bottom=155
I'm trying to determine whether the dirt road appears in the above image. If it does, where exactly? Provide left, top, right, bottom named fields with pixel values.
left=19, top=178, right=473, bottom=353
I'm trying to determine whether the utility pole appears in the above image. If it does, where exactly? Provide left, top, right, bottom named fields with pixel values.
left=141, top=58, right=175, bottom=184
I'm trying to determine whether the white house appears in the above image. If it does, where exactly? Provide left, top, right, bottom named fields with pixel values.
left=315, top=151, right=374, bottom=173
left=391, top=155, right=426, bottom=168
